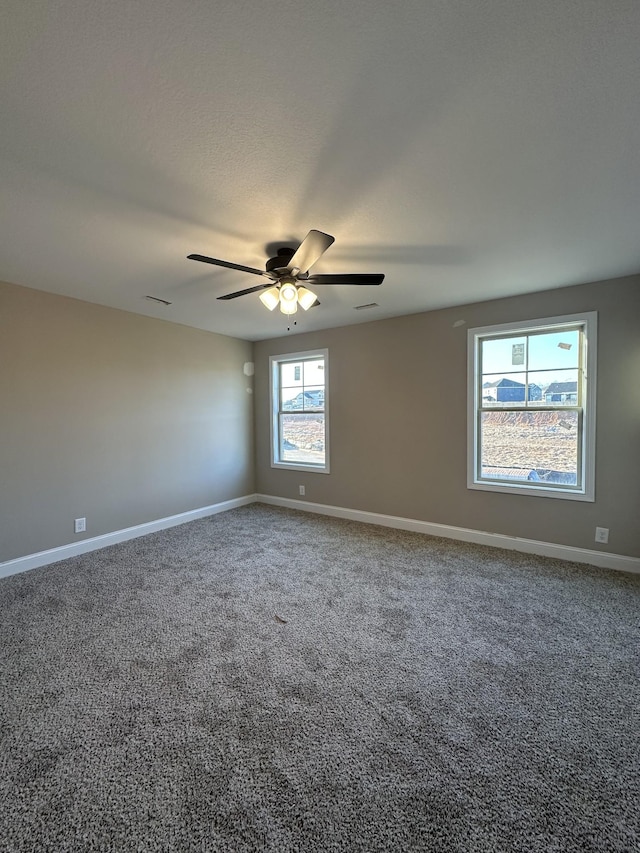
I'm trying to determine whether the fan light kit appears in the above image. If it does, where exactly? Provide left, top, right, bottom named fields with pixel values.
left=188, top=230, right=384, bottom=315
left=259, top=281, right=318, bottom=315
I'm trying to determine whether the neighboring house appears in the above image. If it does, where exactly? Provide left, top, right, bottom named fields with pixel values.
left=528, top=384, right=542, bottom=402
left=282, top=390, right=324, bottom=410
left=482, top=378, right=542, bottom=403
left=545, top=381, right=578, bottom=403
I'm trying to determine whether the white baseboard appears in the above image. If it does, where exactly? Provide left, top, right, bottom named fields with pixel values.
left=0, top=495, right=258, bottom=579
left=3, top=492, right=638, bottom=580
left=256, top=494, right=640, bottom=575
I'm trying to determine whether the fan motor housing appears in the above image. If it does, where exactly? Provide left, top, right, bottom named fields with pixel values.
left=265, top=247, right=295, bottom=273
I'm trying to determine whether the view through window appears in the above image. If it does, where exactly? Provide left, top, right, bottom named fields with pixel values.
left=270, top=351, right=328, bottom=471
left=468, top=314, right=596, bottom=499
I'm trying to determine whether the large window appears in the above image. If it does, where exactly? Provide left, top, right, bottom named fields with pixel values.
left=270, top=349, right=329, bottom=472
left=467, top=313, right=596, bottom=500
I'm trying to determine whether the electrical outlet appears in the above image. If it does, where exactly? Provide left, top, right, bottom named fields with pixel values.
left=595, top=527, right=609, bottom=544
left=74, top=517, right=86, bottom=534
left=299, top=485, right=306, bottom=496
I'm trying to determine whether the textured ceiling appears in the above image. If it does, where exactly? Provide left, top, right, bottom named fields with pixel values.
left=1, top=0, right=639, bottom=341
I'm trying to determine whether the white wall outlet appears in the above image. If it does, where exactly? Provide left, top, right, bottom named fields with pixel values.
left=74, top=517, right=86, bottom=534
left=595, top=526, right=609, bottom=544
left=299, top=485, right=306, bottom=496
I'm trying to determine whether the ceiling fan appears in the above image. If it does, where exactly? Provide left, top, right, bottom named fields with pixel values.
left=188, top=229, right=384, bottom=315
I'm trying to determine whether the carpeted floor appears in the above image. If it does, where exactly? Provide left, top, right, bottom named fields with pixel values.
left=0, top=503, right=638, bottom=852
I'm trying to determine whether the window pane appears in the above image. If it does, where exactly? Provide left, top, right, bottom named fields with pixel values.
left=280, top=413, right=325, bottom=465
left=280, top=361, right=304, bottom=388
left=301, top=385, right=324, bottom=411
left=529, top=369, right=579, bottom=406
left=481, top=373, right=528, bottom=406
left=528, top=329, right=579, bottom=371
left=480, top=410, right=579, bottom=486
left=482, top=336, right=527, bottom=374
left=303, top=359, right=325, bottom=386
left=281, top=388, right=304, bottom=410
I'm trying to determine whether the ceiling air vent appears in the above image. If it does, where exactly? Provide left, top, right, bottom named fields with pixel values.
left=354, top=302, right=379, bottom=311
left=145, top=295, right=172, bottom=306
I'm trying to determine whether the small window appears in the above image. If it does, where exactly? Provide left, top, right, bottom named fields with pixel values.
left=270, top=350, right=329, bottom=473
left=467, top=313, right=597, bottom=500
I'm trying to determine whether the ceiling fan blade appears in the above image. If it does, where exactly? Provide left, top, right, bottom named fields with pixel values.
left=217, top=283, right=274, bottom=300
left=187, top=254, right=267, bottom=277
left=287, top=230, right=335, bottom=275
left=305, top=273, right=384, bottom=286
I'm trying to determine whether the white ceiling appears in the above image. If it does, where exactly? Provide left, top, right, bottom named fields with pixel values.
left=1, top=1, right=639, bottom=341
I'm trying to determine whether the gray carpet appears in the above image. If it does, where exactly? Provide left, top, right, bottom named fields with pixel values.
left=1, top=504, right=638, bottom=852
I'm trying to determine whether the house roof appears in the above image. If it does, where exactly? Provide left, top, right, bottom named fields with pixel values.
left=546, top=382, right=578, bottom=394
left=1, top=1, right=639, bottom=341
left=483, top=378, right=524, bottom=388
left=294, top=390, right=323, bottom=400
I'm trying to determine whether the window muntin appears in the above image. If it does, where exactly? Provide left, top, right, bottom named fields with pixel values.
left=468, top=314, right=596, bottom=500
left=270, top=350, right=329, bottom=472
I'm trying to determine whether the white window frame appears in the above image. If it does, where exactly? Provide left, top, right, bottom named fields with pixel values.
left=467, top=312, right=597, bottom=501
left=269, top=349, right=330, bottom=474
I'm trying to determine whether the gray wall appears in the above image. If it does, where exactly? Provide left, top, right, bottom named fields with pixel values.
left=0, top=281, right=254, bottom=562
left=254, top=275, right=640, bottom=558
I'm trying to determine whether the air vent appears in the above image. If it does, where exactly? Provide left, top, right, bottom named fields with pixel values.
left=354, top=302, right=379, bottom=311
left=145, top=295, right=172, bottom=306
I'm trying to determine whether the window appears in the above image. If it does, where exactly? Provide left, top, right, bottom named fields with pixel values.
left=467, top=313, right=597, bottom=500
left=270, top=349, right=329, bottom=472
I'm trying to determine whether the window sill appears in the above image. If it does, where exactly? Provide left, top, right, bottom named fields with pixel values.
left=271, top=461, right=330, bottom=474
left=468, top=479, right=594, bottom=501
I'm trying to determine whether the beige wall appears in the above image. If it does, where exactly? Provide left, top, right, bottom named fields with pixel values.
left=3, top=274, right=638, bottom=565
left=0, top=281, right=254, bottom=562
left=254, top=275, right=640, bottom=558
